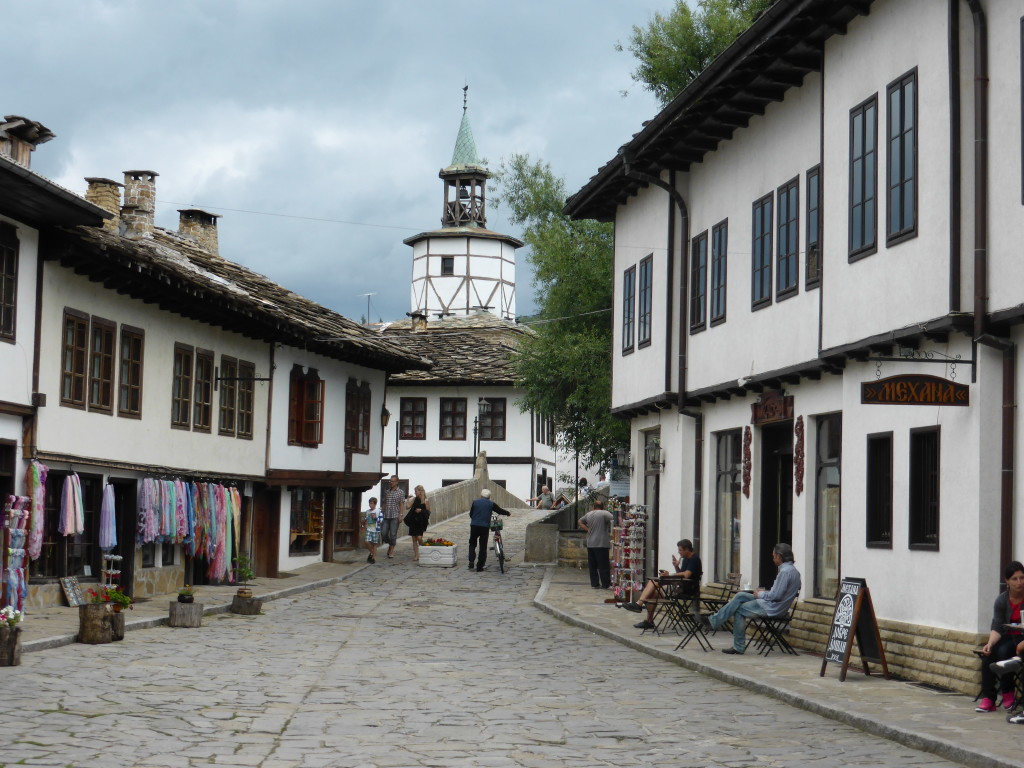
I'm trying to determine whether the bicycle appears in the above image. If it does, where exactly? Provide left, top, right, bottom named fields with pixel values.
left=490, top=513, right=506, bottom=573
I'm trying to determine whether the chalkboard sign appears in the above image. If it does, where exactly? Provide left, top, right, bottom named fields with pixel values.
left=59, top=576, right=85, bottom=607
left=820, top=577, right=889, bottom=681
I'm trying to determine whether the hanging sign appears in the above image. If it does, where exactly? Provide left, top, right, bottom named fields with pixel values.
left=861, top=374, right=968, bottom=406
left=820, top=577, right=889, bottom=681
left=750, top=390, right=793, bottom=425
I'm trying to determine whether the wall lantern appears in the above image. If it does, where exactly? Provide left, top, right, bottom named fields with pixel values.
left=380, top=405, right=391, bottom=428
left=612, top=447, right=632, bottom=476
left=645, top=440, right=665, bottom=472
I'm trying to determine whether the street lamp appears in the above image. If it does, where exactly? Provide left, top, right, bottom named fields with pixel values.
left=473, top=397, right=491, bottom=457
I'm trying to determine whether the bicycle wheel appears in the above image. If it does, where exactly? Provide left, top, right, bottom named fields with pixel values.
left=494, top=534, right=505, bottom=573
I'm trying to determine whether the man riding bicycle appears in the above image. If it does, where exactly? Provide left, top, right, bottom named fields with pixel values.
left=468, top=489, right=510, bottom=572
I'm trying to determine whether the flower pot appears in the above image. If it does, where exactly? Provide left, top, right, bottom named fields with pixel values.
left=419, top=545, right=457, bottom=567
left=177, top=594, right=195, bottom=604
left=236, top=587, right=253, bottom=599
left=111, top=604, right=123, bottom=613
left=0, top=624, right=22, bottom=666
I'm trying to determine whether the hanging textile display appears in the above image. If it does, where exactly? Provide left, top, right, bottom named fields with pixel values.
left=25, top=460, right=47, bottom=561
left=58, top=473, right=84, bottom=536
left=3, top=496, right=30, bottom=612
left=99, top=484, right=117, bottom=551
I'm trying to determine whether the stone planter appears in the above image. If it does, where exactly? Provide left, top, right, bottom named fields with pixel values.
left=78, top=603, right=123, bottom=644
left=419, top=545, right=457, bottom=567
left=230, top=594, right=263, bottom=615
left=0, top=624, right=22, bottom=666
left=168, top=601, right=203, bottom=628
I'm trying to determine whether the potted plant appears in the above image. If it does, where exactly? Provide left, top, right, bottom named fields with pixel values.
left=0, top=606, right=23, bottom=666
left=87, top=585, right=133, bottom=612
left=233, top=555, right=255, bottom=599
left=419, top=537, right=457, bottom=567
left=79, top=587, right=127, bottom=644
left=177, top=585, right=195, bottom=604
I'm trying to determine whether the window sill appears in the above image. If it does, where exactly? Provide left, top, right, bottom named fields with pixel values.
left=776, top=287, right=798, bottom=303
left=886, top=228, right=918, bottom=248
left=751, top=299, right=772, bottom=312
left=848, top=245, right=877, bottom=263
left=710, top=315, right=727, bottom=328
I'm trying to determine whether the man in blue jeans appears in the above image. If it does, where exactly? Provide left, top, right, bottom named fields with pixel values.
left=707, top=543, right=801, bottom=655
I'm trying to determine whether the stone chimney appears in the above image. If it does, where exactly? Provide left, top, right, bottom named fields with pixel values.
left=177, top=209, right=221, bottom=255
left=0, top=116, right=55, bottom=168
left=408, top=310, right=428, bottom=331
left=84, top=178, right=123, bottom=232
left=121, top=170, right=158, bottom=238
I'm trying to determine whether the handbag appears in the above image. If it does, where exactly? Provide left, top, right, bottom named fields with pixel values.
left=403, top=512, right=414, bottom=527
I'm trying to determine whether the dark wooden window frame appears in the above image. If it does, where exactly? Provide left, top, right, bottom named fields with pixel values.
left=117, top=325, right=144, bottom=419
left=441, top=256, right=455, bottom=276
left=689, top=230, right=708, bottom=333
left=908, top=425, right=940, bottom=551
left=710, top=219, right=728, bottom=326
left=60, top=308, right=89, bottom=409
left=344, top=378, right=370, bottom=453
left=865, top=431, right=894, bottom=549
left=776, top=177, right=800, bottom=300
left=622, top=265, right=636, bottom=354
left=400, top=397, right=427, bottom=440
left=479, top=397, right=506, bottom=442
left=193, top=348, right=214, bottom=433
left=751, top=194, right=773, bottom=309
left=805, top=165, right=822, bottom=289
left=171, top=343, right=193, bottom=429
left=237, top=360, right=255, bottom=440
left=290, top=366, right=326, bottom=447
left=638, top=255, right=653, bottom=348
left=218, top=355, right=238, bottom=436
left=849, top=94, right=878, bottom=261
left=440, top=397, right=467, bottom=440
left=0, top=222, right=18, bottom=343
left=886, top=68, right=918, bottom=245
left=87, top=316, right=116, bottom=414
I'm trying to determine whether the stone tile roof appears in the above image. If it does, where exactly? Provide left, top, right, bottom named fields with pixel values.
left=45, top=224, right=431, bottom=373
left=379, top=314, right=531, bottom=385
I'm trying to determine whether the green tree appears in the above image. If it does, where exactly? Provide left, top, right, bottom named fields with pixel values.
left=494, top=154, right=629, bottom=470
left=619, top=0, right=774, bottom=106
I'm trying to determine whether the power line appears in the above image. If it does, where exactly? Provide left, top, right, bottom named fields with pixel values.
left=159, top=200, right=421, bottom=233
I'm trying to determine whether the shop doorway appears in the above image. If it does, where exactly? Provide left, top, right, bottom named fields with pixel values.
left=758, top=421, right=793, bottom=588
left=110, top=478, right=137, bottom=598
left=252, top=485, right=280, bottom=578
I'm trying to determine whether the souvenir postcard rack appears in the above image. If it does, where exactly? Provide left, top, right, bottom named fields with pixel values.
left=611, top=504, right=647, bottom=603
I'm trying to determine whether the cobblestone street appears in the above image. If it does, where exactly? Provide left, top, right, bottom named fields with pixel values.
left=0, top=513, right=965, bottom=767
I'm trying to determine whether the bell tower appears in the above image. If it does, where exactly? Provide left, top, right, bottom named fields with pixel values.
left=440, top=87, right=488, bottom=228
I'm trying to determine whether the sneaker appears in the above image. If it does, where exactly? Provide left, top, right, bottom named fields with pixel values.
left=976, top=698, right=997, bottom=712
left=634, top=620, right=655, bottom=630
left=366, top=553, right=373, bottom=563
left=1009, top=712, right=1024, bottom=724
left=623, top=602, right=644, bottom=613
left=1002, top=691, right=1017, bottom=710
left=699, top=615, right=713, bottom=631
left=991, top=657, right=1023, bottom=677
left=722, top=647, right=744, bottom=655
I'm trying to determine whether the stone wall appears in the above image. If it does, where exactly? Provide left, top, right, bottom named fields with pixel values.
left=424, top=452, right=526, bottom=528
left=558, top=531, right=588, bottom=570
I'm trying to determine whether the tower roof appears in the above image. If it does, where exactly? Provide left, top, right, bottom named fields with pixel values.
left=449, top=110, right=480, bottom=168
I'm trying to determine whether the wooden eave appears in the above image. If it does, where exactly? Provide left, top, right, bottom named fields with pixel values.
left=0, top=156, right=109, bottom=228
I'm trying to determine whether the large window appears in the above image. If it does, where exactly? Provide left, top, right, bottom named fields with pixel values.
left=751, top=194, right=773, bottom=308
left=88, top=317, right=115, bottom=413
left=117, top=326, right=144, bottom=418
left=714, top=430, right=742, bottom=581
left=776, top=178, right=799, bottom=298
left=60, top=309, right=89, bottom=408
left=710, top=220, right=728, bottom=324
left=849, top=95, right=878, bottom=258
left=218, top=355, right=237, bottom=436
left=479, top=397, right=506, bottom=441
left=193, top=349, right=214, bottom=432
left=28, top=472, right=101, bottom=580
left=866, top=432, right=893, bottom=548
left=440, top=397, right=467, bottom=440
left=909, top=426, right=940, bottom=550
left=290, top=366, right=326, bottom=447
left=237, top=361, right=255, bottom=440
left=806, top=166, right=822, bottom=288
left=171, top=344, right=193, bottom=428
left=638, top=255, right=653, bottom=347
left=344, top=378, right=371, bottom=453
left=400, top=397, right=427, bottom=440
left=689, top=232, right=707, bottom=331
left=622, top=266, right=636, bottom=353
left=887, top=70, right=917, bottom=242
left=814, top=414, right=841, bottom=599
left=0, top=222, right=17, bottom=341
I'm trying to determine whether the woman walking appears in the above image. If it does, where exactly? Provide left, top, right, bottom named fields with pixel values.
left=362, top=497, right=382, bottom=564
left=405, top=485, right=431, bottom=561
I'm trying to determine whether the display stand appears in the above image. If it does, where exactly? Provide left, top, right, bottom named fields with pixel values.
left=610, top=504, right=647, bottom=604
left=101, top=553, right=123, bottom=590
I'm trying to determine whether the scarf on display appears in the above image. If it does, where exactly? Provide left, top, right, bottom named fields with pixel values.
left=58, top=473, right=85, bottom=536
left=3, top=496, right=30, bottom=612
left=25, top=460, right=47, bottom=561
left=99, top=484, right=117, bottom=551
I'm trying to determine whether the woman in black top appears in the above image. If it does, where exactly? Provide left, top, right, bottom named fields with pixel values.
left=976, top=560, right=1024, bottom=712
left=405, top=485, right=431, bottom=561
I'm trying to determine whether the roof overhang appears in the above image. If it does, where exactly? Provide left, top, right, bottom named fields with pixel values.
left=0, top=155, right=110, bottom=228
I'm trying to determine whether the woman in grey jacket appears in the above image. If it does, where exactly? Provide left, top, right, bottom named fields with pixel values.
left=975, top=561, right=1024, bottom=712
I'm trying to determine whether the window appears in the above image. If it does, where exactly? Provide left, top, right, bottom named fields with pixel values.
left=193, top=349, right=214, bottom=432
left=289, top=488, right=325, bottom=555
left=87, top=317, right=115, bottom=413
left=909, top=426, right=940, bottom=549
left=710, top=220, right=728, bottom=324
left=622, top=266, right=636, bottom=353
left=400, top=397, right=427, bottom=440
left=887, top=70, right=917, bottom=242
left=237, top=361, right=255, bottom=439
left=715, top=430, right=742, bottom=581
left=218, top=355, right=237, bottom=436
left=689, top=231, right=707, bottom=331
left=290, top=366, right=326, bottom=447
left=479, top=397, right=506, bottom=441
left=60, top=309, right=88, bottom=408
left=638, top=256, right=653, bottom=346
left=441, top=256, right=455, bottom=276
left=0, top=222, right=17, bottom=341
left=171, top=344, right=193, bottom=429
left=866, top=432, right=893, bottom=548
left=814, top=414, right=841, bottom=599
left=117, top=326, right=144, bottom=418
left=849, top=95, right=878, bottom=258
left=751, top=194, right=773, bottom=308
left=344, top=378, right=371, bottom=453
left=28, top=472, right=101, bottom=580
left=440, top=397, right=467, bottom=440
left=806, top=166, right=822, bottom=287
left=535, top=413, right=555, bottom=448
left=776, top=178, right=799, bottom=298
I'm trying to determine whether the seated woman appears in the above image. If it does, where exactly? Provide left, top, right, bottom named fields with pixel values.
left=621, top=540, right=702, bottom=630
left=975, top=560, right=1024, bottom=712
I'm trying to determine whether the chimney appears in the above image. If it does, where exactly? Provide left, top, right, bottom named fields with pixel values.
left=408, top=310, right=428, bottom=331
left=0, top=115, right=55, bottom=168
left=177, top=208, right=221, bottom=256
left=121, top=170, right=158, bottom=238
left=84, top=178, right=123, bottom=232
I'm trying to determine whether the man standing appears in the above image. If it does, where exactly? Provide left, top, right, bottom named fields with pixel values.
left=380, top=475, right=407, bottom=560
left=468, top=489, right=510, bottom=572
left=578, top=500, right=614, bottom=589
left=707, top=543, right=801, bottom=655
left=528, top=485, right=555, bottom=510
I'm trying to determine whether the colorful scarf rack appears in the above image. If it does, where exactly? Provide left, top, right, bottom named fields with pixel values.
left=25, top=461, right=47, bottom=561
left=58, top=473, right=85, bottom=536
left=3, top=496, right=30, bottom=612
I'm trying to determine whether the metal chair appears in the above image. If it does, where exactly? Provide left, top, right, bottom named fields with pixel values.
left=748, top=593, right=800, bottom=656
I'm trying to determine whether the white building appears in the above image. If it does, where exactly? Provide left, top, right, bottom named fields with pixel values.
left=565, top=0, right=1022, bottom=691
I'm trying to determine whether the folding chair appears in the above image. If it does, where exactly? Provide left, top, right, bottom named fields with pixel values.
left=643, top=576, right=694, bottom=636
left=749, top=593, right=800, bottom=656
left=674, top=608, right=714, bottom=652
left=701, top=573, right=741, bottom=634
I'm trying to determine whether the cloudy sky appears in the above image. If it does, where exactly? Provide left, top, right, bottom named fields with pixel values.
left=8, top=1, right=665, bottom=323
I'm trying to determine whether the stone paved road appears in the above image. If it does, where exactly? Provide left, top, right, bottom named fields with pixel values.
left=0, top=512, right=965, bottom=767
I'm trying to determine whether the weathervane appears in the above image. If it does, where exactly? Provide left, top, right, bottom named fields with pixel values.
left=463, top=84, right=468, bottom=113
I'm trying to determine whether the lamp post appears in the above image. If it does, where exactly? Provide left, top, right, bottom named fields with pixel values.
left=473, top=397, right=492, bottom=458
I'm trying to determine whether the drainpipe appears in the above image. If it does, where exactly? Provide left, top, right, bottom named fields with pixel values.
left=948, top=0, right=961, bottom=312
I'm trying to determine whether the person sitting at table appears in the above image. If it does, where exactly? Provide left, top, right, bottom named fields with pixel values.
left=622, top=540, right=702, bottom=630
left=976, top=560, right=1024, bottom=712
left=706, top=543, right=801, bottom=655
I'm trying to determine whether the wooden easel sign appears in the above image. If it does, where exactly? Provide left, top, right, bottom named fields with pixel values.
left=820, top=577, right=890, bottom=681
